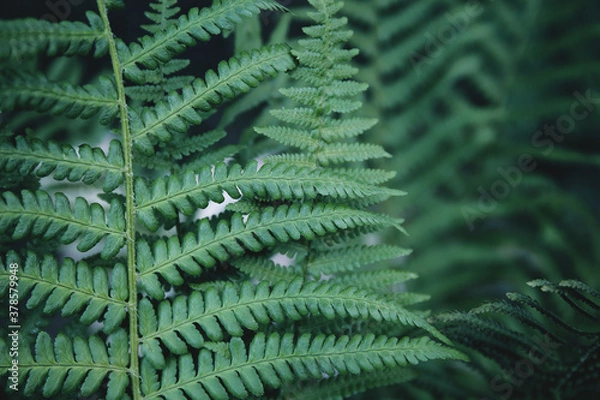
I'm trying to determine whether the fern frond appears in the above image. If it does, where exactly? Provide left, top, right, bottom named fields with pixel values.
left=263, top=153, right=321, bottom=168
left=123, top=59, right=190, bottom=86
left=255, top=0, right=389, bottom=169
left=136, top=203, right=401, bottom=298
left=231, top=255, right=300, bottom=283
left=129, top=44, right=295, bottom=154
left=125, top=75, right=194, bottom=102
left=135, top=161, right=403, bottom=231
left=307, top=244, right=411, bottom=276
left=530, top=279, right=600, bottom=312
left=435, top=278, right=600, bottom=399
left=337, top=269, right=419, bottom=292
left=159, top=129, right=227, bottom=160
left=504, top=292, right=598, bottom=338
left=0, top=137, right=124, bottom=192
left=119, top=0, right=287, bottom=80
left=135, top=128, right=227, bottom=167
left=0, top=330, right=128, bottom=399
left=254, top=126, right=322, bottom=151
left=141, top=0, right=181, bottom=34
left=0, top=191, right=125, bottom=259
left=140, top=333, right=465, bottom=399
left=316, top=142, right=391, bottom=165
left=176, top=144, right=244, bottom=173
left=0, top=71, right=118, bottom=124
left=138, top=279, right=449, bottom=368
left=330, top=168, right=397, bottom=185
left=0, top=251, right=127, bottom=333
left=0, top=12, right=107, bottom=59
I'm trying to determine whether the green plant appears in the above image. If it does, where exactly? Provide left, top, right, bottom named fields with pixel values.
left=338, top=0, right=600, bottom=398
left=433, top=279, right=600, bottom=399
left=0, top=1, right=465, bottom=399
left=343, top=0, right=600, bottom=308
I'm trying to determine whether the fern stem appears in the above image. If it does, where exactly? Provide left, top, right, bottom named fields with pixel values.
left=96, top=1, right=140, bottom=398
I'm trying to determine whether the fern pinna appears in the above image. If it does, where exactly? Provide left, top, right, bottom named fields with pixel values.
left=0, top=1, right=464, bottom=399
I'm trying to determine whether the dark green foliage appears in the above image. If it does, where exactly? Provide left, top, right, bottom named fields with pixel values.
left=0, top=71, right=118, bottom=124
left=0, top=12, right=107, bottom=59
left=0, top=136, right=124, bottom=191
left=0, top=1, right=465, bottom=399
left=338, top=0, right=599, bottom=398
left=0, top=191, right=125, bottom=258
left=343, top=0, right=600, bottom=310
left=2, top=0, right=596, bottom=398
left=432, top=280, right=600, bottom=399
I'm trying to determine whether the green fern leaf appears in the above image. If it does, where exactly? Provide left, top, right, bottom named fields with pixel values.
left=123, top=59, right=190, bottom=86
left=176, top=144, right=244, bottom=173
left=119, top=0, right=287, bottom=80
left=230, top=255, right=301, bottom=284
left=254, top=126, right=322, bottom=151
left=0, top=330, right=129, bottom=399
left=307, top=244, right=411, bottom=276
left=135, top=160, right=403, bottom=231
left=255, top=0, right=391, bottom=170
left=160, top=129, right=227, bottom=160
left=0, top=71, right=118, bottom=124
left=129, top=44, right=295, bottom=154
left=0, top=251, right=127, bottom=333
left=0, top=11, right=107, bottom=59
left=141, top=0, right=181, bottom=34
left=0, top=137, right=124, bottom=192
left=141, top=333, right=465, bottom=399
left=125, top=75, right=194, bottom=102
left=137, top=279, right=450, bottom=369
left=0, top=191, right=125, bottom=258
left=137, top=202, right=400, bottom=298
left=330, top=167, right=397, bottom=185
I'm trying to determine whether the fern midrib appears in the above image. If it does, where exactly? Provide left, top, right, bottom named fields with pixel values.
left=96, top=1, right=140, bottom=399
left=140, top=292, right=404, bottom=342
left=130, top=48, right=290, bottom=143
